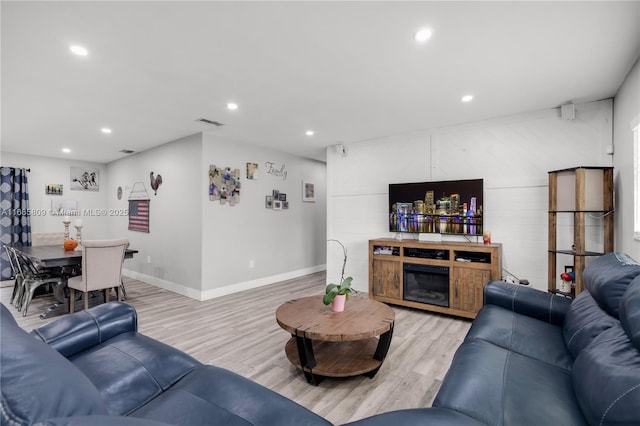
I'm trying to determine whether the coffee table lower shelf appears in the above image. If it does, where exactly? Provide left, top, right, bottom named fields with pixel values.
left=284, top=337, right=383, bottom=380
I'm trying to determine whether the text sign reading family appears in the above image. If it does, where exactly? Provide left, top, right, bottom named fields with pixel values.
left=265, top=162, right=287, bottom=180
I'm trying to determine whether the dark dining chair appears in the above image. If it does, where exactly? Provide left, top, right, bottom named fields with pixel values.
left=67, top=239, right=128, bottom=313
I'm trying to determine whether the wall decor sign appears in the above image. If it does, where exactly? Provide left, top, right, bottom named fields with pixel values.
left=302, top=180, right=315, bottom=202
left=45, top=184, right=63, bottom=195
left=265, top=162, right=287, bottom=180
left=246, top=163, right=259, bottom=180
left=70, top=167, right=99, bottom=191
left=50, top=199, right=78, bottom=216
left=117, top=186, right=123, bottom=200
left=128, top=182, right=150, bottom=233
left=209, top=165, right=241, bottom=206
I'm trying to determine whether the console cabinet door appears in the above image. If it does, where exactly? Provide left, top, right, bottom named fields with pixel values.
left=451, top=267, right=490, bottom=313
left=372, top=259, right=401, bottom=300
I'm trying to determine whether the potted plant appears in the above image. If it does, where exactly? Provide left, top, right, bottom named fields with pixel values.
left=323, top=239, right=355, bottom=312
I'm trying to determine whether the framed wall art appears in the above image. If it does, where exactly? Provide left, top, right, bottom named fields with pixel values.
left=70, top=167, right=99, bottom=191
left=302, top=180, right=315, bottom=202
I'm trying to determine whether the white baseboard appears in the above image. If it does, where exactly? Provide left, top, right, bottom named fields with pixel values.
left=123, top=264, right=327, bottom=301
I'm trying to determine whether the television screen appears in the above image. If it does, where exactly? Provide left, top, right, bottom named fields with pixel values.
left=389, top=179, right=483, bottom=235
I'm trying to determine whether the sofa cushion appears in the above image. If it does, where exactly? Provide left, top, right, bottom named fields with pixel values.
left=433, top=339, right=586, bottom=425
left=130, top=365, right=332, bottom=426
left=466, top=305, right=572, bottom=370
left=572, top=325, right=640, bottom=426
left=563, top=291, right=620, bottom=358
left=620, top=274, right=640, bottom=349
left=69, top=331, right=201, bottom=416
left=583, top=252, right=640, bottom=318
left=343, top=407, right=486, bottom=426
left=0, top=304, right=107, bottom=425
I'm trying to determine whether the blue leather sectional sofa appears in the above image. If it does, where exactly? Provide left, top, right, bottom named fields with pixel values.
left=0, top=301, right=331, bottom=426
left=348, top=252, right=640, bottom=425
left=2, top=252, right=639, bottom=425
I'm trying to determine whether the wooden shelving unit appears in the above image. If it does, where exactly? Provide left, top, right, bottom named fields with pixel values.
left=548, top=166, right=614, bottom=295
left=369, top=239, right=501, bottom=319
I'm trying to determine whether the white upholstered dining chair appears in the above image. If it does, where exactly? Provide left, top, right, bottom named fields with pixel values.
left=67, top=239, right=128, bottom=313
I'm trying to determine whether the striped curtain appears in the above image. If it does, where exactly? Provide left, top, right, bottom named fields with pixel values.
left=0, top=167, right=32, bottom=280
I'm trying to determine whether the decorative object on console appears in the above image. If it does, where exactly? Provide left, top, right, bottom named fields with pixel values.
left=483, top=231, right=491, bottom=244
left=389, top=179, right=483, bottom=236
left=70, top=166, right=99, bottom=191
left=63, top=239, right=77, bottom=251
left=62, top=215, right=71, bottom=240
left=209, top=165, right=241, bottom=205
left=74, top=220, right=83, bottom=251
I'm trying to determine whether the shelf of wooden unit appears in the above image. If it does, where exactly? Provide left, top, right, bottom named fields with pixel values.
left=548, top=166, right=614, bottom=296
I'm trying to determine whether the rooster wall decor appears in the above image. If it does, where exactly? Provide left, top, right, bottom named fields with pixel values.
left=150, top=171, right=162, bottom=195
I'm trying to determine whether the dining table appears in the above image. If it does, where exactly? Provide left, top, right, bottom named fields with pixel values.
left=13, top=244, right=138, bottom=319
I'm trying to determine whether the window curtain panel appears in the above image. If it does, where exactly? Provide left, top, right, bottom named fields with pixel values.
left=0, top=167, right=32, bottom=280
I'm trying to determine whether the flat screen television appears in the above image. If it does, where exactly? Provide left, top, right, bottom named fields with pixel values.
left=389, top=179, right=483, bottom=236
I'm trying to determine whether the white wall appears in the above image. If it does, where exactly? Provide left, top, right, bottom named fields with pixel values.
left=200, top=133, right=327, bottom=298
left=0, top=152, right=109, bottom=239
left=613, top=58, right=640, bottom=260
left=106, top=133, right=204, bottom=297
left=102, top=131, right=327, bottom=300
left=327, top=100, right=613, bottom=292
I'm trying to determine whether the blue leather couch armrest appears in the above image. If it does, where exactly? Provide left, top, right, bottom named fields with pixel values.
left=41, top=416, right=172, bottom=426
left=483, top=280, right=572, bottom=325
left=41, top=415, right=172, bottom=426
left=342, top=407, right=486, bottom=426
left=30, top=301, right=138, bottom=358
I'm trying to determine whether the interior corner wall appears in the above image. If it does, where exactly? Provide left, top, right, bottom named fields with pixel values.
left=106, top=133, right=203, bottom=298
left=613, top=57, right=640, bottom=259
left=327, top=100, right=613, bottom=293
left=0, top=151, right=109, bottom=239
left=200, top=133, right=327, bottom=299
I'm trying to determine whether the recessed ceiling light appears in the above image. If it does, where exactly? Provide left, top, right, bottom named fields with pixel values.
left=414, top=28, right=432, bottom=43
left=62, top=148, right=71, bottom=154
left=226, top=103, right=238, bottom=111
left=69, top=45, right=88, bottom=56
left=101, top=128, right=112, bottom=134
left=461, top=95, right=474, bottom=103
left=306, top=130, right=315, bottom=136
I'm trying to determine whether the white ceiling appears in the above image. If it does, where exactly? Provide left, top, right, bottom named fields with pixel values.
left=2, top=1, right=639, bottom=164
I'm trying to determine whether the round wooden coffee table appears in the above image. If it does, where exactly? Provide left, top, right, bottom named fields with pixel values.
left=276, top=295, right=395, bottom=385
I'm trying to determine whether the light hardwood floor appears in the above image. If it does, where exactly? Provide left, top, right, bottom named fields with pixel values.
left=1, top=272, right=471, bottom=425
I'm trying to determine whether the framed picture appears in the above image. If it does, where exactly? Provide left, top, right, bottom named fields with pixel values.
left=45, top=184, right=63, bottom=195
left=283, top=201, right=289, bottom=210
left=302, top=180, right=315, bottom=202
left=272, top=189, right=280, bottom=200
left=70, top=167, right=99, bottom=191
left=564, top=265, right=574, bottom=274
left=279, top=193, right=287, bottom=202
left=273, top=200, right=282, bottom=210
left=246, top=163, right=259, bottom=180
left=265, top=196, right=273, bottom=208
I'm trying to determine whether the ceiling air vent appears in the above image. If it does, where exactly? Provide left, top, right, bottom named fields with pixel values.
left=195, top=118, right=224, bottom=127
left=119, top=149, right=135, bottom=154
